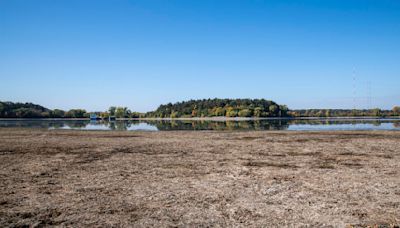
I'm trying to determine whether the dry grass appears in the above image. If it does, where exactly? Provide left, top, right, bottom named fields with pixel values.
left=0, top=129, right=400, bottom=227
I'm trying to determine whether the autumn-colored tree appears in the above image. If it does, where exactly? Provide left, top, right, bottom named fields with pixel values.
left=238, top=109, right=252, bottom=117
left=254, top=107, right=263, bottom=117
left=325, top=110, right=331, bottom=117
left=226, top=107, right=238, bottom=117
left=214, top=107, right=225, bottom=116
left=393, top=106, right=400, bottom=115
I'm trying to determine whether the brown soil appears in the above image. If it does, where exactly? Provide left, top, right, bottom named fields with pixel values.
left=0, top=129, right=399, bottom=227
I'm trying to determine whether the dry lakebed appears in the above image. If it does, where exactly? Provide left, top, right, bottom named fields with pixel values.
left=0, top=128, right=399, bottom=227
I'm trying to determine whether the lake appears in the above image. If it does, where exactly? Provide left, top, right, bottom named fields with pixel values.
left=0, top=118, right=400, bottom=131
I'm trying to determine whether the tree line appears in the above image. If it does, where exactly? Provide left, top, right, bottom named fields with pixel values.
left=0, top=101, right=87, bottom=118
left=0, top=101, right=140, bottom=119
left=289, top=108, right=400, bottom=117
left=1, top=100, right=399, bottom=118
left=97, top=106, right=142, bottom=119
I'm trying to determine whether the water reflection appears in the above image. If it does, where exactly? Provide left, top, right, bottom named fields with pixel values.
left=0, top=119, right=399, bottom=131
left=142, top=120, right=290, bottom=131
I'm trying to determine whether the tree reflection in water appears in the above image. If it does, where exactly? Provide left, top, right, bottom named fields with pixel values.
left=0, top=119, right=399, bottom=131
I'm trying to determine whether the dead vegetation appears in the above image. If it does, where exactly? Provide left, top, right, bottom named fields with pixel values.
left=0, top=129, right=400, bottom=227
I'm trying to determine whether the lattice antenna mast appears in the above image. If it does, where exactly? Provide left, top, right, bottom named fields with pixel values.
left=367, top=81, right=372, bottom=110
left=352, top=67, right=357, bottom=110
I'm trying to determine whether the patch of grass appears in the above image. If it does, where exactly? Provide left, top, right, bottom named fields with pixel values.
left=243, top=161, right=298, bottom=168
left=338, top=151, right=355, bottom=156
left=375, top=154, right=394, bottom=159
left=234, top=136, right=262, bottom=141
left=340, top=161, right=363, bottom=168
left=338, top=151, right=370, bottom=157
left=287, top=151, right=321, bottom=156
left=315, top=162, right=335, bottom=169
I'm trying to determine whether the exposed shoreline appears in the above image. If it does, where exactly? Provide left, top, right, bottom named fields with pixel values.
left=0, top=129, right=399, bottom=226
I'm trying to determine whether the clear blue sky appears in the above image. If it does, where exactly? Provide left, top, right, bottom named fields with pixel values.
left=1, top=0, right=399, bottom=112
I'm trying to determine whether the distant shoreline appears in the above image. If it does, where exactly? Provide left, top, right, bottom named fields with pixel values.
left=0, top=116, right=399, bottom=121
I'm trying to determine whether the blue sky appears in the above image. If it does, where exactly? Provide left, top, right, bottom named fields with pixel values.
left=1, top=0, right=399, bottom=112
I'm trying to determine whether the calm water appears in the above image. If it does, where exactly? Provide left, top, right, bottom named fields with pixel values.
left=0, top=119, right=400, bottom=131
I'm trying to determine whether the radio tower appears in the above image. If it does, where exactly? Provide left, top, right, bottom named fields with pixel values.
left=352, top=67, right=356, bottom=110
left=367, top=81, right=372, bottom=109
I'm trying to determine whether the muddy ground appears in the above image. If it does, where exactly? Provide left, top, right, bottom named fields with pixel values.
left=0, top=129, right=399, bottom=227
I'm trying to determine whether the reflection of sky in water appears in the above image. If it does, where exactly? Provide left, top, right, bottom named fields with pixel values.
left=49, top=125, right=111, bottom=130
left=50, top=122, right=158, bottom=131
left=288, top=123, right=397, bottom=131
left=81, top=124, right=111, bottom=130
left=0, top=119, right=399, bottom=131
left=127, top=123, right=158, bottom=131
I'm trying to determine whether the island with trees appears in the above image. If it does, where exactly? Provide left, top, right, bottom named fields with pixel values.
left=145, top=99, right=288, bottom=118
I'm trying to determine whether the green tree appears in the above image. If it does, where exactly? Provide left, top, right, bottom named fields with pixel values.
left=125, top=107, right=132, bottom=117
left=41, top=111, right=50, bottom=118
left=170, top=111, right=179, bottom=118
left=0, top=101, right=50, bottom=118
left=15, top=108, right=42, bottom=118
left=50, top=109, right=65, bottom=118
left=100, top=112, right=109, bottom=119
left=115, top=107, right=128, bottom=118
left=269, top=105, right=278, bottom=116
left=109, top=106, right=116, bottom=116
left=0, top=103, right=4, bottom=115
left=66, top=109, right=86, bottom=118
left=372, top=108, right=381, bottom=117
left=279, top=105, right=288, bottom=116
left=131, top=112, right=143, bottom=118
